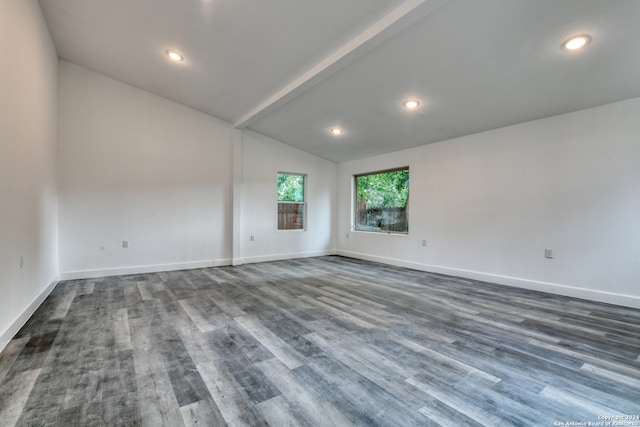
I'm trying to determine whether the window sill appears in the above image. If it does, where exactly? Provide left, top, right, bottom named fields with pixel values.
left=352, top=230, right=408, bottom=236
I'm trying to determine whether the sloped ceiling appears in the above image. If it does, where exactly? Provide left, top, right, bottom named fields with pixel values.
left=39, top=0, right=640, bottom=162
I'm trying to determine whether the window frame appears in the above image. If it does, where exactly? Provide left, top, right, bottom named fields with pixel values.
left=353, top=166, right=409, bottom=234
left=276, top=172, right=307, bottom=231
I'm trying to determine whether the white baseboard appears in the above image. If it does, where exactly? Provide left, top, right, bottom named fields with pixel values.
left=240, top=250, right=337, bottom=266
left=59, top=250, right=337, bottom=280
left=337, top=250, right=640, bottom=309
left=0, top=278, right=58, bottom=353
left=59, top=258, right=232, bottom=281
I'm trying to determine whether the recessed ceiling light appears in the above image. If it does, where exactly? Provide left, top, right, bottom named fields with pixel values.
left=330, top=128, right=344, bottom=136
left=166, top=50, right=184, bottom=62
left=403, top=100, right=420, bottom=109
left=562, top=34, right=591, bottom=51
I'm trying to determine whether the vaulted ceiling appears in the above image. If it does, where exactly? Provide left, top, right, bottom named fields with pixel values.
left=39, top=0, right=640, bottom=162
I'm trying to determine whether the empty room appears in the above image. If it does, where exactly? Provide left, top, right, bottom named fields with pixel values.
left=1, top=0, right=640, bottom=425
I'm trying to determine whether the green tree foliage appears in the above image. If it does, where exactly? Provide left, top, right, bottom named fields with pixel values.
left=277, top=174, right=304, bottom=202
left=356, top=169, right=408, bottom=209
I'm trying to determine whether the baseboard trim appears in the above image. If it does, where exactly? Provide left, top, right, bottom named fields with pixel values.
left=337, top=250, right=640, bottom=309
left=240, top=250, right=337, bottom=265
left=59, top=259, right=232, bottom=280
left=0, top=278, right=58, bottom=353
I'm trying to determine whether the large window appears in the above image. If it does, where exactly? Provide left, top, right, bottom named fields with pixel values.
left=354, top=167, right=409, bottom=233
left=277, top=172, right=306, bottom=230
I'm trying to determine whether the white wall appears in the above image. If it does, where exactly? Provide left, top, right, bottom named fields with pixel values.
left=0, top=0, right=59, bottom=350
left=238, top=130, right=336, bottom=264
left=337, top=97, right=640, bottom=308
left=58, top=62, right=233, bottom=278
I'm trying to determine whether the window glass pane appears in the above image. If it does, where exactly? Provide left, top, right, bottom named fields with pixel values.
left=355, top=168, right=409, bottom=233
left=277, top=202, right=305, bottom=230
left=277, top=173, right=304, bottom=202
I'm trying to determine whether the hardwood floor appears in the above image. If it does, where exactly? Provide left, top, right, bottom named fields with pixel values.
left=1, top=256, right=639, bottom=426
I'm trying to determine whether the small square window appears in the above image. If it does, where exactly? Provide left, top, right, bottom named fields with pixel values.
left=354, top=167, right=409, bottom=233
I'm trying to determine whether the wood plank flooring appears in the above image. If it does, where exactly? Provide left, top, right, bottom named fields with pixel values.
left=1, top=256, right=639, bottom=426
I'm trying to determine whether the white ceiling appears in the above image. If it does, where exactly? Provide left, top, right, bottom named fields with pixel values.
left=39, top=0, right=640, bottom=163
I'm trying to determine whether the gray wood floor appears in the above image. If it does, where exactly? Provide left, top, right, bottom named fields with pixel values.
left=1, top=256, right=639, bottom=426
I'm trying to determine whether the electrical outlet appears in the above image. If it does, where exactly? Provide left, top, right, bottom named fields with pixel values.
left=20, top=255, right=24, bottom=268
left=250, top=235, right=255, bottom=241
left=545, top=248, right=553, bottom=259
left=122, top=240, right=129, bottom=248
left=422, top=239, right=427, bottom=247
left=346, top=233, right=349, bottom=239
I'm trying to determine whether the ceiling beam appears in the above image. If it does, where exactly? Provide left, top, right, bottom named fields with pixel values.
left=233, top=0, right=449, bottom=129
